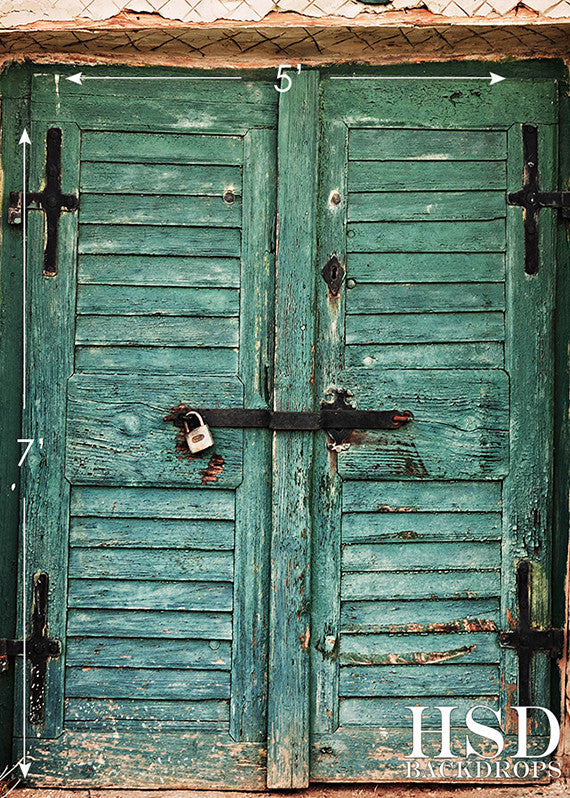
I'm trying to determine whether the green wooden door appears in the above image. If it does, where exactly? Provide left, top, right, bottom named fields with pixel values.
left=13, top=65, right=561, bottom=788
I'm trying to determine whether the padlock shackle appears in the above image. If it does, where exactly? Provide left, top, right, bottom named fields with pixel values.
left=183, top=410, right=205, bottom=430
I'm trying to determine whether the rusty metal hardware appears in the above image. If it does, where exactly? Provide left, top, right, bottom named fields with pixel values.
left=499, top=560, right=564, bottom=706
left=322, top=255, right=345, bottom=296
left=166, top=391, right=413, bottom=451
left=0, top=572, right=61, bottom=726
left=508, top=124, right=570, bottom=275
left=8, top=128, right=79, bottom=276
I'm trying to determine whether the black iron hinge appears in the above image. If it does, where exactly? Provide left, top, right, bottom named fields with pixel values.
left=499, top=560, right=564, bottom=707
left=7, top=127, right=79, bottom=276
left=0, top=572, right=61, bottom=726
left=508, top=124, right=570, bottom=276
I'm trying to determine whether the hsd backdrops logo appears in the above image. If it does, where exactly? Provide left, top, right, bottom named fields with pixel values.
left=404, top=705, right=562, bottom=780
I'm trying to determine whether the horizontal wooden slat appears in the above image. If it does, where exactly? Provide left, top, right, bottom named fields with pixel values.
left=341, top=570, right=500, bottom=601
left=340, top=598, right=499, bottom=634
left=339, top=696, right=500, bottom=727
left=340, top=664, right=500, bottom=697
left=70, top=518, right=234, bottom=549
left=81, top=131, right=243, bottom=165
left=338, top=369, right=508, bottom=480
left=66, top=666, right=230, bottom=700
left=75, top=346, right=238, bottom=376
left=69, top=548, right=234, bottom=582
left=65, top=698, right=229, bottom=724
left=347, top=192, right=505, bottom=222
left=66, top=374, right=243, bottom=487
left=346, top=343, right=504, bottom=369
left=346, top=312, right=504, bottom=344
left=342, top=542, right=500, bottom=572
left=80, top=194, right=242, bottom=227
left=347, top=252, right=505, bottom=283
left=66, top=637, right=232, bottom=669
left=348, top=129, right=506, bottom=161
left=80, top=162, right=242, bottom=195
left=78, top=225, right=241, bottom=257
left=75, top=316, right=239, bottom=346
left=347, top=282, right=504, bottom=314
left=67, top=609, right=232, bottom=639
left=346, top=221, right=505, bottom=253
left=348, top=161, right=506, bottom=192
left=339, top=632, right=500, bottom=665
left=70, top=486, right=235, bottom=519
left=77, top=285, right=239, bottom=316
left=68, top=579, right=233, bottom=611
left=342, top=511, right=501, bottom=543
left=78, top=255, right=241, bottom=288
left=342, top=480, right=502, bottom=513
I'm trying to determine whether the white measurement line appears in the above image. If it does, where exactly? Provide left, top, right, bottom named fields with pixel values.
left=331, top=72, right=505, bottom=84
left=67, top=72, right=241, bottom=85
left=19, top=130, right=30, bottom=411
left=19, top=496, right=30, bottom=778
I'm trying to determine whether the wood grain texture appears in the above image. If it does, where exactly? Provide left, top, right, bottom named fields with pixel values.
left=339, top=631, right=500, bottom=665
left=70, top=486, right=235, bottom=519
left=68, top=579, right=233, bottom=610
left=77, top=285, right=239, bottom=316
left=76, top=315, right=239, bottom=346
left=341, top=570, right=500, bottom=601
left=348, top=161, right=506, bottom=192
left=69, top=548, right=234, bottom=581
left=348, top=128, right=506, bottom=161
left=346, top=220, right=505, bottom=253
left=345, top=342, right=504, bottom=369
left=347, top=191, right=505, bottom=222
left=268, top=70, right=318, bottom=789
left=66, top=638, right=232, bottom=669
left=69, top=517, right=234, bottom=549
left=66, top=668, right=231, bottom=701
left=75, top=346, right=239, bottom=377
left=342, top=479, right=502, bottom=512
left=80, top=162, right=242, bottom=195
left=81, top=131, right=243, bottom=165
left=67, top=609, right=232, bottom=639
left=346, top=312, right=505, bottom=344
left=340, top=598, right=500, bottom=634
left=339, top=664, right=500, bottom=696
left=80, top=194, right=242, bottom=227
left=78, top=255, right=241, bottom=288
left=342, top=511, right=502, bottom=542
left=347, top=282, right=505, bottom=314
left=78, top=225, right=241, bottom=257
left=347, top=252, right=505, bottom=283
left=65, top=698, right=229, bottom=725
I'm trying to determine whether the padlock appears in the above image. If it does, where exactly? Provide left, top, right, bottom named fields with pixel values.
left=183, top=411, right=214, bottom=454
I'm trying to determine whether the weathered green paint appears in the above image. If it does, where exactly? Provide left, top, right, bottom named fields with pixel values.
left=0, top=60, right=566, bottom=786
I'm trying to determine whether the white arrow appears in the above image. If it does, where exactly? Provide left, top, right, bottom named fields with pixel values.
left=331, top=71, right=505, bottom=85
left=19, top=130, right=30, bottom=412
left=19, top=497, right=30, bottom=778
left=67, top=72, right=241, bottom=85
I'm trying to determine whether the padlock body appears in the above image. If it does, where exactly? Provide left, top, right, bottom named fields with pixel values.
left=185, top=424, right=214, bottom=453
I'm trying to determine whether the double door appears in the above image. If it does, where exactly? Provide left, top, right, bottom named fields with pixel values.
left=13, top=65, right=560, bottom=787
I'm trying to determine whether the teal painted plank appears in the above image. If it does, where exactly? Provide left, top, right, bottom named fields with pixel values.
left=347, top=282, right=504, bottom=314
left=346, top=221, right=505, bottom=253
left=70, top=486, right=235, bottom=519
left=70, top=518, right=234, bottom=548
left=80, top=194, right=242, bottom=227
left=68, top=579, right=233, bottom=611
left=66, top=638, right=232, bottom=669
left=340, top=664, right=499, bottom=697
left=347, top=252, right=505, bottom=282
left=346, top=312, right=504, bottom=344
left=347, top=191, right=505, bottom=222
left=346, top=343, right=504, bottom=369
left=75, top=315, right=239, bottom=346
left=78, top=225, right=241, bottom=257
left=75, top=346, right=238, bottom=376
left=81, top=131, right=243, bottom=164
left=348, top=129, right=506, bottom=161
left=338, top=369, right=509, bottom=480
left=340, top=598, right=499, bottom=634
left=78, top=255, right=241, bottom=287
left=77, top=285, right=239, bottom=316
left=342, top=480, right=502, bottom=512
left=342, top=541, right=500, bottom=571
left=24, top=727, right=265, bottom=788
left=342, top=511, right=502, bottom=542
left=65, top=698, right=229, bottom=724
left=348, top=161, right=506, bottom=192
left=66, top=667, right=230, bottom=700
left=324, top=77, right=557, bottom=128
left=67, top=609, right=232, bottom=639
left=339, top=696, right=500, bottom=727
left=341, top=570, right=500, bottom=601
left=69, top=548, right=233, bottom=581
left=80, top=162, right=242, bottom=194
left=339, top=631, right=500, bottom=665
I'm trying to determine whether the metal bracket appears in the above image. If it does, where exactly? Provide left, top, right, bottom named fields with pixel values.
left=165, top=391, right=413, bottom=451
left=508, top=124, right=570, bottom=275
left=8, top=128, right=79, bottom=276
left=499, top=560, right=564, bottom=706
left=0, top=572, right=61, bottom=726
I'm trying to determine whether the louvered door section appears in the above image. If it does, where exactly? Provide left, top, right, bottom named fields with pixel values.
left=21, top=72, right=277, bottom=787
left=311, top=76, right=557, bottom=779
